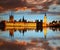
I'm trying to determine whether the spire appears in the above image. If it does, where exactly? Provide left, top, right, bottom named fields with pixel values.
left=9, top=10, right=14, bottom=22
left=43, top=13, right=47, bottom=27
left=45, top=13, right=46, bottom=16
left=22, top=16, right=24, bottom=22
left=10, top=11, right=13, bottom=16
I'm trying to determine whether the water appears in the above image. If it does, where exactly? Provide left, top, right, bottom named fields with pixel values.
left=0, top=27, right=60, bottom=47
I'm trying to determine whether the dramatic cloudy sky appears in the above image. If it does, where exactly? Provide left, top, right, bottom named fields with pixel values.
left=0, top=0, right=60, bottom=13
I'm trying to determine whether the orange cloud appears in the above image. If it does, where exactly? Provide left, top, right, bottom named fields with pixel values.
left=0, top=0, right=60, bottom=12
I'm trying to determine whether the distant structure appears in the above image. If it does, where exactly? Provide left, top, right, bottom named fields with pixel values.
left=9, top=15, right=14, bottom=22
left=5, top=13, right=48, bottom=28
left=43, top=13, right=47, bottom=27
left=9, top=11, right=14, bottom=22
left=22, top=16, right=27, bottom=22
left=35, top=20, right=43, bottom=32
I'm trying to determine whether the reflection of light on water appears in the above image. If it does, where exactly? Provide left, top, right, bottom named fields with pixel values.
left=43, top=27, right=47, bottom=39
left=0, top=27, right=60, bottom=48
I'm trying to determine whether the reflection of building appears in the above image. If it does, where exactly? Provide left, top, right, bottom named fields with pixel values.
left=43, top=27, right=47, bottom=39
left=43, top=13, right=47, bottom=27
left=9, top=29, right=14, bottom=37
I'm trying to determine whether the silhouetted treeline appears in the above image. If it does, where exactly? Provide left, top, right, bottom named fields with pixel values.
left=49, top=20, right=60, bottom=27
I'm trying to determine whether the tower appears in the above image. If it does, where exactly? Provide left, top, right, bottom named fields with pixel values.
left=43, top=13, right=47, bottom=27
left=9, top=11, right=14, bottom=22
left=22, top=16, right=25, bottom=22
left=9, top=15, right=14, bottom=22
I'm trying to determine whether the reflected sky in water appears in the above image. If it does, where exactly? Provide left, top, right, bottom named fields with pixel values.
left=0, top=27, right=60, bottom=47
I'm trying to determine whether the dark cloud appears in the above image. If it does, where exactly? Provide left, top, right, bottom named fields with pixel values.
left=0, top=0, right=60, bottom=12
left=0, top=0, right=26, bottom=12
left=0, top=0, right=26, bottom=7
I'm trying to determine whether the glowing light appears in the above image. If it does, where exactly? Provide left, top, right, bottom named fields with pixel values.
left=43, top=14, right=47, bottom=27
left=43, top=27, right=47, bottom=39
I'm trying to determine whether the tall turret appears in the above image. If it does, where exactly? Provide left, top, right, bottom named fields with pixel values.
left=9, top=11, right=14, bottom=22
left=22, top=16, right=24, bottom=22
left=43, top=13, right=47, bottom=27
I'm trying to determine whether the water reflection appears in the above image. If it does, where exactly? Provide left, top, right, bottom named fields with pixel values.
left=0, top=27, right=60, bottom=39
left=43, top=27, right=47, bottom=39
left=49, top=27, right=60, bottom=31
left=0, top=27, right=60, bottom=50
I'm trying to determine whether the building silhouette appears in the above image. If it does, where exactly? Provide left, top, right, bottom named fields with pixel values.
left=22, top=16, right=27, bottom=22
left=43, top=13, right=47, bottom=27
left=35, top=20, right=43, bottom=32
left=9, top=14, right=14, bottom=22
left=0, top=20, right=6, bottom=29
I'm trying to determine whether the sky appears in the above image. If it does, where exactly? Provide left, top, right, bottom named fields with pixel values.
left=0, top=12, right=60, bottom=23
left=0, top=0, right=60, bottom=22
left=0, top=0, right=60, bottom=13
